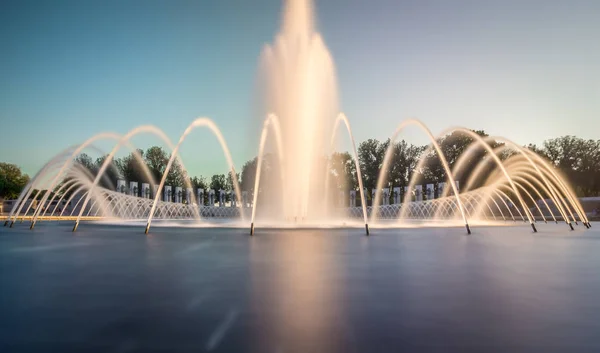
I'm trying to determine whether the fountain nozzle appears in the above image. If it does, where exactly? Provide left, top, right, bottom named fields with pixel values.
left=531, top=223, right=537, bottom=233
left=250, top=222, right=254, bottom=236
left=365, top=223, right=369, bottom=236
left=465, top=223, right=471, bottom=235
left=569, top=223, right=574, bottom=231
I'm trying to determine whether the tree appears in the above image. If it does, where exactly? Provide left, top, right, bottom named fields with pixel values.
left=386, top=140, right=425, bottom=190
left=190, top=176, right=208, bottom=205
left=118, top=149, right=152, bottom=188
left=358, top=139, right=388, bottom=195
left=210, top=174, right=227, bottom=192
left=74, top=153, right=95, bottom=172
left=145, top=146, right=169, bottom=184
left=240, top=158, right=258, bottom=192
left=190, top=176, right=207, bottom=190
left=0, top=163, right=30, bottom=199
left=93, top=154, right=121, bottom=190
left=538, top=136, right=600, bottom=196
left=329, top=152, right=357, bottom=190
left=227, top=171, right=239, bottom=193
left=144, top=146, right=186, bottom=187
left=421, top=130, right=492, bottom=186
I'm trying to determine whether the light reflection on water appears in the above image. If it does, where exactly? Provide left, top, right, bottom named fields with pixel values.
left=0, top=223, right=599, bottom=352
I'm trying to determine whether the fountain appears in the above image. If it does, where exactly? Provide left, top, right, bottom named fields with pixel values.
left=2, top=0, right=590, bottom=234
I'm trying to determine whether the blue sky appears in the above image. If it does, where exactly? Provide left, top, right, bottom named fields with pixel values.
left=1, top=0, right=599, bottom=178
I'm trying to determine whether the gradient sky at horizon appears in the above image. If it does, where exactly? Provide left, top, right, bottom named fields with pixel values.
left=1, top=0, right=599, bottom=178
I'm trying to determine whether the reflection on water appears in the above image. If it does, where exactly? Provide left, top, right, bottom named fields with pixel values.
left=249, top=232, right=348, bottom=351
left=1, top=224, right=600, bottom=352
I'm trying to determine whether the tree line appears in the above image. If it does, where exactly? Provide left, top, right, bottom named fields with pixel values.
left=1, top=133, right=599, bottom=203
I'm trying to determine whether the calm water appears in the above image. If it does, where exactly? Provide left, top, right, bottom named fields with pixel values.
left=1, top=222, right=599, bottom=352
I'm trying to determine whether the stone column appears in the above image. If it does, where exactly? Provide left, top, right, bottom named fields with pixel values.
left=186, top=188, right=193, bottom=204
left=230, top=191, right=236, bottom=207
left=350, top=190, right=356, bottom=207
left=175, top=187, right=182, bottom=203
left=142, top=183, right=150, bottom=199
left=383, top=188, right=390, bottom=205
left=415, top=185, right=423, bottom=201
left=218, top=190, right=225, bottom=207
left=164, top=186, right=172, bottom=202
left=393, top=187, right=400, bottom=204
left=437, top=182, right=445, bottom=198
left=208, top=189, right=215, bottom=206
left=426, top=184, right=434, bottom=200
left=404, top=186, right=409, bottom=201
left=129, top=182, right=138, bottom=197
left=117, top=180, right=126, bottom=194
left=197, top=189, right=204, bottom=206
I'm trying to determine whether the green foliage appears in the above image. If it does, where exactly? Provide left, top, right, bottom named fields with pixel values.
left=0, top=163, right=30, bottom=199
left=240, top=158, right=258, bottom=192
left=6, top=132, right=600, bottom=205
left=210, top=174, right=227, bottom=192
left=357, top=139, right=388, bottom=192
left=538, top=136, right=600, bottom=196
left=142, top=146, right=186, bottom=187
left=329, top=152, right=357, bottom=190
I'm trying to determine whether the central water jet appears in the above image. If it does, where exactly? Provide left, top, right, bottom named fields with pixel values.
left=260, top=0, right=338, bottom=222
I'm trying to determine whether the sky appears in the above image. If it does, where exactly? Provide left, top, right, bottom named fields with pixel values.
left=1, top=0, right=599, bottom=178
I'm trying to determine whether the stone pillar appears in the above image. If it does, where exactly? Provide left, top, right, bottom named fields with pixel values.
left=142, top=183, right=150, bottom=199
left=383, top=188, right=390, bottom=205
left=415, top=185, right=423, bottom=201
left=117, top=179, right=126, bottom=194
left=404, top=186, right=409, bottom=201
left=208, top=189, right=215, bottom=206
left=393, top=187, right=401, bottom=204
left=218, top=190, right=225, bottom=207
left=350, top=190, right=356, bottom=207
left=175, top=187, right=182, bottom=203
left=164, top=186, right=172, bottom=202
left=129, top=182, right=138, bottom=197
left=186, top=188, right=193, bottom=204
left=363, top=189, right=369, bottom=206
left=437, top=182, right=445, bottom=198
left=230, top=191, right=236, bottom=207
left=426, top=184, right=434, bottom=200
left=197, top=189, right=204, bottom=206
